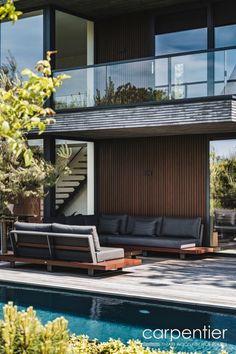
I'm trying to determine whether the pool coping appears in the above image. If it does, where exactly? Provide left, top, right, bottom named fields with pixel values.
left=1, top=277, right=236, bottom=315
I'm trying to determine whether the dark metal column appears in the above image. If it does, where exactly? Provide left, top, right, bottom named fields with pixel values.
left=43, top=6, right=55, bottom=64
left=207, top=3, right=215, bottom=97
left=44, top=136, right=56, bottom=219
left=43, top=6, right=56, bottom=108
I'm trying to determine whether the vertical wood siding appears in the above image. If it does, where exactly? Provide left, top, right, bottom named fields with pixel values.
left=95, top=13, right=154, bottom=63
left=97, top=135, right=208, bottom=223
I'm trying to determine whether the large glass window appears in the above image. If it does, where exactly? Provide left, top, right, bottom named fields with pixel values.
left=155, top=28, right=207, bottom=56
left=215, top=24, right=236, bottom=48
left=55, top=11, right=94, bottom=69
left=1, top=10, right=43, bottom=73
left=210, top=139, right=236, bottom=252
left=155, top=7, right=207, bottom=56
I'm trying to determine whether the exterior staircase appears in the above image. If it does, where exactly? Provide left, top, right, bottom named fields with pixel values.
left=56, top=146, right=87, bottom=215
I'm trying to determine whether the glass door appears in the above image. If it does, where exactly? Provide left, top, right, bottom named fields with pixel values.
left=210, top=139, right=236, bottom=252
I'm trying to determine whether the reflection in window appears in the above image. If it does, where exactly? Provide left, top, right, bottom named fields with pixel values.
left=56, top=11, right=94, bottom=69
left=155, top=28, right=207, bottom=56
left=210, top=139, right=236, bottom=249
left=215, top=24, right=236, bottom=48
left=1, top=11, right=43, bottom=74
left=214, top=49, right=236, bottom=95
left=171, top=52, right=207, bottom=98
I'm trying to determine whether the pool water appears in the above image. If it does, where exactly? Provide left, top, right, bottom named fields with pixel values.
left=0, top=282, right=235, bottom=354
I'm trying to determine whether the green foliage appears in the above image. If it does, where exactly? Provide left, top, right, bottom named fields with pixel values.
left=0, top=8, right=71, bottom=215
left=0, top=54, right=72, bottom=215
left=0, top=51, right=69, bottom=165
left=70, top=336, right=228, bottom=354
left=0, top=142, right=71, bottom=216
left=0, top=303, right=69, bottom=354
left=0, top=303, right=228, bottom=354
left=95, top=78, right=167, bottom=106
left=210, top=151, right=236, bottom=212
left=0, top=0, right=22, bottom=23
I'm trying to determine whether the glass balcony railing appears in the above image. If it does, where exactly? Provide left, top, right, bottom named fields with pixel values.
left=53, top=47, right=236, bottom=110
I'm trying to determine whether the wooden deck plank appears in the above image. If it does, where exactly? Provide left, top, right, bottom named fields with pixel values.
left=0, top=256, right=235, bottom=310
left=111, top=245, right=214, bottom=255
left=0, top=254, right=141, bottom=271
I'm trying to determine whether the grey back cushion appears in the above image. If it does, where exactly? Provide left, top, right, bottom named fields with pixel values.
left=100, top=214, right=128, bottom=234
left=15, top=222, right=52, bottom=232
left=127, top=216, right=162, bottom=236
left=14, top=222, right=52, bottom=245
left=98, top=217, right=120, bottom=235
left=132, top=220, right=157, bottom=236
left=44, top=216, right=66, bottom=224
left=214, top=209, right=236, bottom=226
left=161, top=217, right=201, bottom=239
left=52, top=223, right=101, bottom=251
left=83, top=215, right=99, bottom=227
left=66, top=214, right=84, bottom=225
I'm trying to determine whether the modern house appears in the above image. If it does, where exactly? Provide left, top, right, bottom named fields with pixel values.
left=7, top=0, right=236, bottom=249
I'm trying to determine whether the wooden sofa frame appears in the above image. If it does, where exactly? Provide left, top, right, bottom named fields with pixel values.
left=111, top=244, right=214, bottom=259
left=0, top=230, right=141, bottom=276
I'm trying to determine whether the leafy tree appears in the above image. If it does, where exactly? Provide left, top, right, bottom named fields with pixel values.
left=210, top=151, right=236, bottom=212
left=0, top=1, right=71, bottom=215
left=0, top=51, right=69, bottom=165
left=0, top=0, right=22, bottom=22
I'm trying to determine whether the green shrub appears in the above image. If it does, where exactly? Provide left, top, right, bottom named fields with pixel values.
left=0, top=303, right=228, bottom=354
left=0, top=303, right=69, bottom=354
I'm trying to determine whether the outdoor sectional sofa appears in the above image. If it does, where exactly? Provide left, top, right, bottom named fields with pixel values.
left=0, top=222, right=141, bottom=276
left=44, top=214, right=211, bottom=259
left=214, top=209, right=236, bottom=235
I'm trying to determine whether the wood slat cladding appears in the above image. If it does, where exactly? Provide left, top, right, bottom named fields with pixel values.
left=95, top=13, right=154, bottom=63
left=97, top=135, right=208, bottom=223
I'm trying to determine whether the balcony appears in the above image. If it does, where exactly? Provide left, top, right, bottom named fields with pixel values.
left=53, top=47, right=236, bottom=111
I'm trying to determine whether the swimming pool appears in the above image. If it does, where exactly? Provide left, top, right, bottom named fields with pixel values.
left=0, top=282, right=235, bottom=354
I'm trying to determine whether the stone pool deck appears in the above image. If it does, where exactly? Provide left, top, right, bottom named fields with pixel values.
left=0, top=255, right=235, bottom=310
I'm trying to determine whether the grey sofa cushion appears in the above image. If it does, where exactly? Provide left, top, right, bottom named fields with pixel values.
left=105, top=235, right=196, bottom=248
left=127, top=216, right=162, bottom=236
left=98, top=216, right=120, bottom=235
left=132, top=220, right=157, bottom=236
left=214, top=209, right=236, bottom=226
left=44, top=216, right=66, bottom=224
left=99, top=214, right=128, bottom=234
left=51, top=223, right=101, bottom=251
left=96, top=247, right=124, bottom=262
left=66, top=214, right=84, bottom=226
left=161, top=217, right=201, bottom=239
left=83, top=214, right=99, bottom=227
left=98, top=234, right=109, bottom=246
left=15, top=222, right=52, bottom=233
left=14, top=222, right=52, bottom=247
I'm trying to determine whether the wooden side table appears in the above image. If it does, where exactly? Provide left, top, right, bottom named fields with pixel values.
left=212, top=231, right=219, bottom=247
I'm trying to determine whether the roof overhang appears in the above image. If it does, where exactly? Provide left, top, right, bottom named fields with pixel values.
left=36, top=97, right=236, bottom=140
left=16, top=0, right=221, bottom=19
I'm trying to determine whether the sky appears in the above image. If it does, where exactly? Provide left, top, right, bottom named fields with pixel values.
left=210, top=140, right=236, bottom=158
